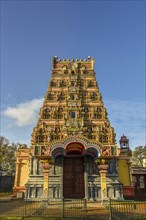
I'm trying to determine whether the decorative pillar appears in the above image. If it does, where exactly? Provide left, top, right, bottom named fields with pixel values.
left=34, top=158, right=38, bottom=175
left=42, top=158, right=53, bottom=199
left=27, top=188, right=30, bottom=198
left=91, top=184, right=95, bottom=200
left=84, top=157, right=88, bottom=200
left=14, top=159, right=20, bottom=187
left=98, top=163, right=108, bottom=201
left=30, top=157, right=33, bottom=175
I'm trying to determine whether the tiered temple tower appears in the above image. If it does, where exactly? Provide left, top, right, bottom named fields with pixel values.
left=13, top=57, right=133, bottom=201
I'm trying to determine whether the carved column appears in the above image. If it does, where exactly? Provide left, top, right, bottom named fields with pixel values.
left=33, top=158, right=37, bottom=175
left=98, top=164, right=108, bottom=201
left=84, top=157, right=88, bottom=200
left=43, top=159, right=53, bottom=199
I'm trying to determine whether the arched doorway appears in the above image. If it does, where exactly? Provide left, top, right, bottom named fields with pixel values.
left=63, top=143, right=85, bottom=198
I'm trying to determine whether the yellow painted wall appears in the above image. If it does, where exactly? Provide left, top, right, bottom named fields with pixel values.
left=118, top=159, right=131, bottom=186
left=18, top=160, right=29, bottom=187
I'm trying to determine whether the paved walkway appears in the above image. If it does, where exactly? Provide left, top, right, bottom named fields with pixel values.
left=87, top=202, right=109, bottom=219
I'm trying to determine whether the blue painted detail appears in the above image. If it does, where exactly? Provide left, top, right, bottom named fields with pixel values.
left=51, top=147, right=65, bottom=158
left=85, top=147, right=99, bottom=159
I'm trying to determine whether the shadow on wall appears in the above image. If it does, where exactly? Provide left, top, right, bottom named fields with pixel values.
left=0, top=176, right=14, bottom=192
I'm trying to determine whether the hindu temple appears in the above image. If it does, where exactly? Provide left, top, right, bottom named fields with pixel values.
left=13, top=57, right=134, bottom=201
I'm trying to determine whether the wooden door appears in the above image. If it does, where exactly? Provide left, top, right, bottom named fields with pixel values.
left=63, top=157, right=84, bottom=198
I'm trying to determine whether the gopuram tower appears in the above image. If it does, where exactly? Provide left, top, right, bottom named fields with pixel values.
left=13, top=57, right=133, bottom=201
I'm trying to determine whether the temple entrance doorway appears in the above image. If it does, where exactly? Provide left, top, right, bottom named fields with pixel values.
left=63, top=156, right=85, bottom=198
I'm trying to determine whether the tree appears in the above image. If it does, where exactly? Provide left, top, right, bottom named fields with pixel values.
left=0, top=136, right=18, bottom=175
left=131, top=146, right=146, bottom=167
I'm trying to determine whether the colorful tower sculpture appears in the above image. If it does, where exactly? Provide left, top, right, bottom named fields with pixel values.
left=13, top=57, right=132, bottom=201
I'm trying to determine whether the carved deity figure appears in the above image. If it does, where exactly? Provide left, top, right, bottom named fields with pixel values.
left=101, top=146, right=110, bottom=156
left=41, top=146, right=51, bottom=156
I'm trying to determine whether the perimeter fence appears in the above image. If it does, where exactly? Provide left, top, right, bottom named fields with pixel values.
left=1, top=197, right=146, bottom=219
left=0, top=198, right=87, bottom=218
left=109, top=199, right=146, bottom=220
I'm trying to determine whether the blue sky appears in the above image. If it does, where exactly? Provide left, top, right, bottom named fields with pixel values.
left=1, top=0, right=145, bottom=149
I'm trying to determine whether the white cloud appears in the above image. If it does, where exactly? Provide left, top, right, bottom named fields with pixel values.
left=3, top=98, right=43, bottom=126
left=1, top=97, right=145, bottom=148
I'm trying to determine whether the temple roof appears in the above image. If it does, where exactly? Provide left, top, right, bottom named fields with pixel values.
left=30, top=57, right=117, bottom=159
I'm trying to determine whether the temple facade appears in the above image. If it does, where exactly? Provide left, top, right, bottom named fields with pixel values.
left=13, top=57, right=134, bottom=201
